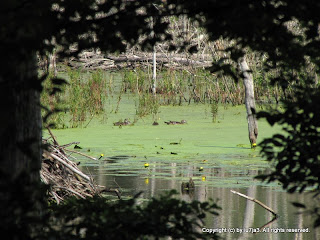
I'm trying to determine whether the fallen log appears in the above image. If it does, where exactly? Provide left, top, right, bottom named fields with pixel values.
left=67, top=51, right=213, bottom=70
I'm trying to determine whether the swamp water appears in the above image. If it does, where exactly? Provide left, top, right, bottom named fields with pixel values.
left=45, top=101, right=320, bottom=240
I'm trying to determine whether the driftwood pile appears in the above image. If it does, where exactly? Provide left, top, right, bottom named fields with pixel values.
left=67, top=50, right=213, bottom=71
left=41, top=128, right=101, bottom=203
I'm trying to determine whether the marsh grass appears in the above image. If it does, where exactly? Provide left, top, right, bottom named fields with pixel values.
left=210, top=101, right=219, bottom=123
left=136, top=93, right=160, bottom=119
left=41, top=68, right=110, bottom=128
left=123, top=68, right=149, bottom=93
left=121, top=68, right=248, bottom=106
left=66, top=68, right=89, bottom=127
left=87, top=70, right=107, bottom=114
left=42, top=66, right=296, bottom=128
left=67, top=68, right=110, bottom=127
left=41, top=72, right=67, bottom=129
left=122, top=67, right=297, bottom=107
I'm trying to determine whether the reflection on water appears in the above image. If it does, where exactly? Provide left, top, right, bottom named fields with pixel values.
left=82, top=164, right=320, bottom=240
left=50, top=101, right=320, bottom=239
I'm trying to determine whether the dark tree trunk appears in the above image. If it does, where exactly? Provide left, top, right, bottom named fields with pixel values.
left=0, top=53, right=42, bottom=180
left=239, top=57, right=258, bottom=147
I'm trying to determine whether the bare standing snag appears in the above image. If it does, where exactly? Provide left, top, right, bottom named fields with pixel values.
left=239, top=57, right=258, bottom=147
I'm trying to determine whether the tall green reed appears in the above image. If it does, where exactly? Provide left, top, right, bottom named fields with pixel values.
left=40, top=72, right=67, bottom=129
left=136, top=93, right=160, bottom=119
left=41, top=68, right=110, bottom=128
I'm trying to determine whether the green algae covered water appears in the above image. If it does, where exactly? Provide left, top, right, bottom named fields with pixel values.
left=44, top=75, right=320, bottom=240
left=46, top=103, right=275, bottom=188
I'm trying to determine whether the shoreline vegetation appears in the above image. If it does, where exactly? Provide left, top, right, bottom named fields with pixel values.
left=40, top=64, right=294, bottom=129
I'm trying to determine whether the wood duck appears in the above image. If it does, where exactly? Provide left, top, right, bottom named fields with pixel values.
left=164, top=120, right=187, bottom=125
left=122, top=119, right=131, bottom=125
left=152, top=121, right=159, bottom=126
left=113, top=119, right=131, bottom=126
left=113, top=121, right=122, bottom=126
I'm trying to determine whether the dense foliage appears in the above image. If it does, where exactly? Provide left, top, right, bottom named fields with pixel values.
left=256, top=77, right=320, bottom=226
left=0, top=172, right=220, bottom=240
left=257, top=81, right=320, bottom=194
left=49, top=191, right=220, bottom=240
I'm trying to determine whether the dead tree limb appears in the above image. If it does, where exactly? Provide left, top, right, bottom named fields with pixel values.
left=48, top=151, right=91, bottom=182
left=64, top=148, right=98, bottom=161
left=101, top=188, right=121, bottom=200
left=231, top=189, right=278, bottom=217
left=47, top=126, right=67, bottom=155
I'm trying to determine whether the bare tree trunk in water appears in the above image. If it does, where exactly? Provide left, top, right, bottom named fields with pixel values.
left=0, top=53, right=42, bottom=181
left=152, top=46, right=157, bottom=95
left=239, top=57, right=258, bottom=147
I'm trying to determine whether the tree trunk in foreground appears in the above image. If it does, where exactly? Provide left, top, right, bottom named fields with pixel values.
left=239, top=57, right=258, bottom=147
left=0, top=53, right=42, bottom=180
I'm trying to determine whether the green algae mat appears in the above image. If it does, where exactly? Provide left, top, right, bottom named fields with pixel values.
left=44, top=104, right=281, bottom=190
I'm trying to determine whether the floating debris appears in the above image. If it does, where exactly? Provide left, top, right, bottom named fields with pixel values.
left=107, top=155, right=133, bottom=160
left=170, top=138, right=182, bottom=145
left=181, top=178, right=195, bottom=194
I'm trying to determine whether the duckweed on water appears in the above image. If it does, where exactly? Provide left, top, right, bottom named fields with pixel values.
left=41, top=69, right=285, bottom=191
left=44, top=102, right=281, bottom=189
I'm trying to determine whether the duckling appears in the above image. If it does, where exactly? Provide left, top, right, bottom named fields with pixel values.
left=164, top=121, right=177, bottom=125
left=113, top=120, right=123, bottom=126
left=175, top=120, right=187, bottom=124
left=164, top=120, right=187, bottom=125
left=113, top=119, right=131, bottom=126
left=122, top=119, right=131, bottom=125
